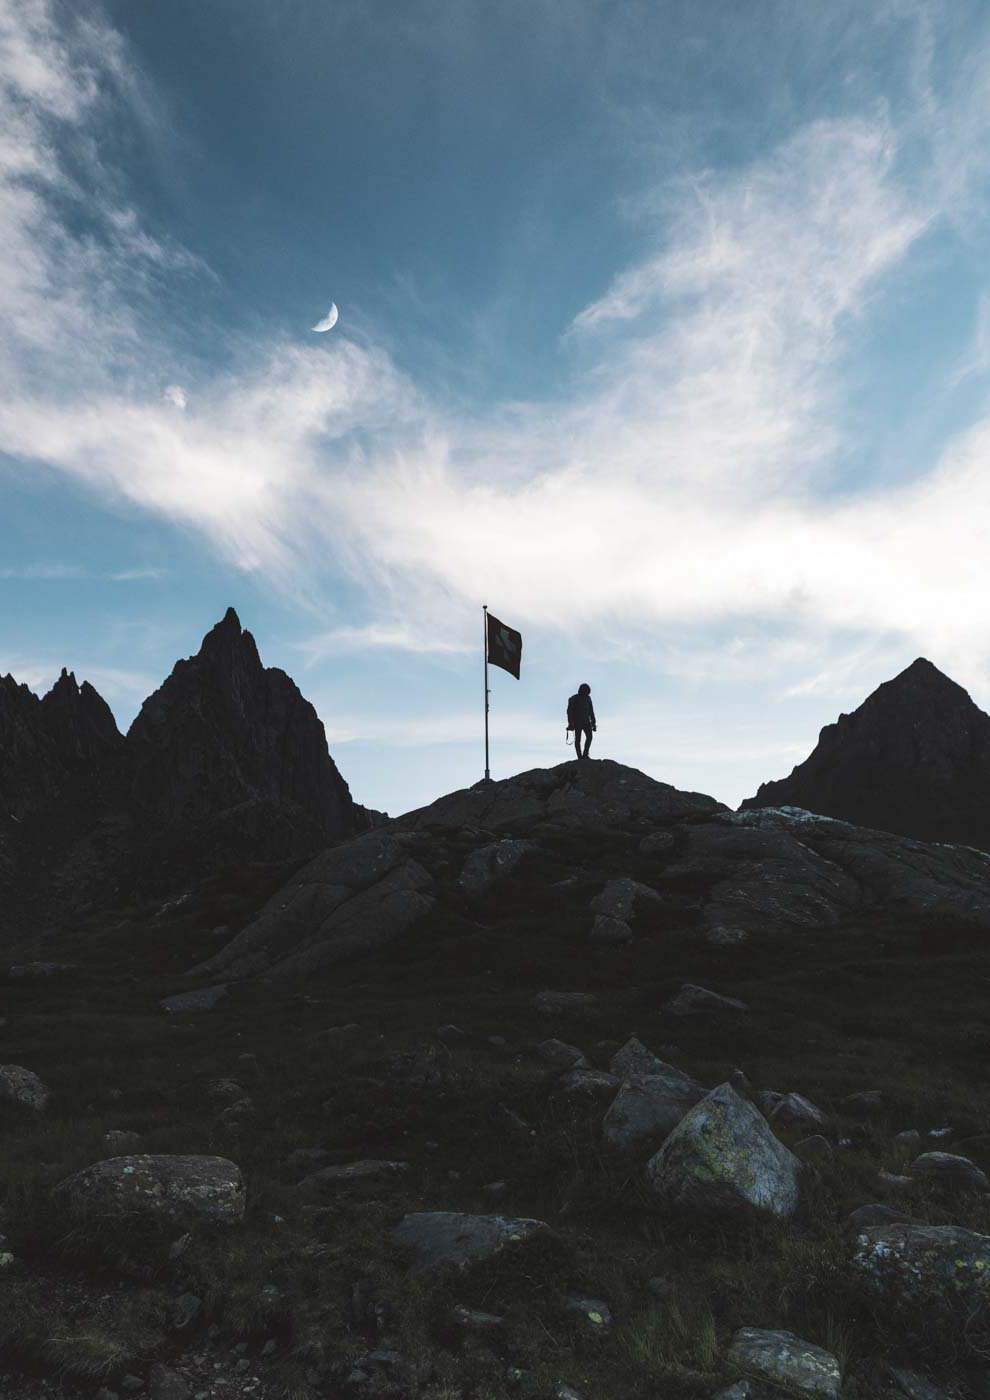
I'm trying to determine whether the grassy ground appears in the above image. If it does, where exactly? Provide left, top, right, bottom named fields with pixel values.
left=1, top=838, right=989, bottom=1398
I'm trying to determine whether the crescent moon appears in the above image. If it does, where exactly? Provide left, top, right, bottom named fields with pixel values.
left=311, top=302, right=339, bottom=333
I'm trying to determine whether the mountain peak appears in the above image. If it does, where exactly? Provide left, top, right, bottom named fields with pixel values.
left=742, top=659, right=990, bottom=848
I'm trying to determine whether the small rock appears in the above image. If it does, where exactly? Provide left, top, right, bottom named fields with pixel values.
left=452, top=1304, right=504, bottom=1330
left=928, top=1125, right=954, bottom=1139
left=842, top=1090, right=883, bottom=1118
left=121, top=1376, right=144, bottom=1393
left=846, top=1203, right=912, bottom=1230
left=663, top=984, right=748, bottom=1016
left=393, top=1212, right=551, bottom=1274
left=534, top=990, right=597, bottom=1015
left=0, top=1065, right=50, bottom=1110
left=753, top=1089, right=784, bottom=1119
left=554, top=1387, right=584, bottom=1400
left=488, top=1034, right=508, bottom=1047
left=769, top=1093, right=828, bottom=1130
left=149, top=1366, right=190, bottom=1400
left=879, top=1170, right=914, bottom=1188
left=104, top=1129, right=143, bottom=1153
left=705, top=923, right=750, bottom=946
left=591, top=877, right=662, bottom=921
left=8, top=962, right=75, bottom=979
left=261, top=1340, right=277, bottom=1358
left=564, top=1294, right=612, bottom=1330
left=646, top=1275, right=675, bottom=1299
left=437, top=1024, right=466, bottom=1044
left=908, top=1151, right=989, bottom=1189
left=894, top=1129, right=922, bottom=1151
left=170, top=1293, right=203, bottom=1330
left=160, top=985, right=228, bottom=1013
left=483, top=1180, right=508, bottom=1200
left=794, top=1135, right=833, bottom=1163
left=298, top=1160, right=409, bottom=1190
left=95, top=1390, right=119, bottom=1400
left=728, top=1069, right=752, bottom=1097
left=589, top=913, right=633, bottom=945
left=639, top=830, right=676, bottom=858
left=169, top=1233, right=192, bottom=1261
left=536, top=1039, right=588, bottom=1072
left=726, top=1327, right=841, bottom=1398
left=208, top=1078, right=246, bottom=1103
left=554, top=1069, right=620, bottom=1099
left=886, top=1366, right=951, bottom=1399
left=609, top=1035, right=672, bottom=1080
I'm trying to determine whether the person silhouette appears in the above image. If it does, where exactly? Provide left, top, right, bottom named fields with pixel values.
left=567, top=683, right=596, bottom=760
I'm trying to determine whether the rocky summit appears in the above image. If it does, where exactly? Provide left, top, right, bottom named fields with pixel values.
left=742, top=657, right=990, bottom=851
left=0, top=609, right=372, bottom=937
left=184, top=758, right=990, bottom=983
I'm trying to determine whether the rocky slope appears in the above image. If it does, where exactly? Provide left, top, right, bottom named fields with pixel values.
left=742, top=658, right=990, bottom=850
left=190, top=757, right=990, bottom=983
left=0, top=610, right=371, bottom=938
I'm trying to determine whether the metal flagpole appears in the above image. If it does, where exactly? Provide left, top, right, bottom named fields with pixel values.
left=483, top=604, right=491, bottom=780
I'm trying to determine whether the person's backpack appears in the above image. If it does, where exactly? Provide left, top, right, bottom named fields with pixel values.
left=566, top=694, right=581, bottom=730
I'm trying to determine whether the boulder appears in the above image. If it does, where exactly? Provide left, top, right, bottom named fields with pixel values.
left=853, top=1223, right=990, bottom=1331
left=55, top=1154, right=245, bottom=1227
left=645, top=1083, right=800, bottom=1220
left=393, top=1212, right=550, bottom=1274
left=908, top=1152, right=989, bottom=1190
left=0, top=1065, right=50, bottom=1110
left=459, top=839, right=539, bottom=898
left=726, top=1328, right=841, bottom=1399
left=589, top=914, right=633, bottom=945
left=638, top=831, right=677, bottom=858
left=603, top=1067, right=705, bottom=1154
left=664, top=984, right=749, bottom=1016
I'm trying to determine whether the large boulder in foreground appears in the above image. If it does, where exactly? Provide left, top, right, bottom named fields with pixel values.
left=189, top=832, right=434, bottom=980
left=55, top=1155, right=245, bottom=1227
left=852, top=1223, right=990, bottom=1333
left=726, top=1328, right=841, bottom=1399
left=645, top=1083, right=800, bottom=1220
left=393, top=1212, right=551, bottom=1274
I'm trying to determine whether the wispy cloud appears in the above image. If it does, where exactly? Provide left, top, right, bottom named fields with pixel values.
left=4, top=0, right=990, bottom=698
left=0, top=563, right=165, bottom=582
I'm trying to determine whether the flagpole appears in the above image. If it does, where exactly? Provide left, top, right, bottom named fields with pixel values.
left=483, top=604, right=491, bottom=781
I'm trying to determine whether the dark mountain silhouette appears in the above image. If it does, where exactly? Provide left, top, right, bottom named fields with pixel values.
left=741, top=658, right=990, bottom=850
left=0, top=610, right=374, bottom=937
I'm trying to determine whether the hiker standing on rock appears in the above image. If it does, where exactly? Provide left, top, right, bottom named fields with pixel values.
left=567, top=683, right=596, bottom=761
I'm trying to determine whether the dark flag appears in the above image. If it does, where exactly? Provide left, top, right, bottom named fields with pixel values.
left=486, top=611, right=522, bottom=679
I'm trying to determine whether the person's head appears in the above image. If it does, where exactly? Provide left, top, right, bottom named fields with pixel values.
left=578, top=682, right=591, bottom=696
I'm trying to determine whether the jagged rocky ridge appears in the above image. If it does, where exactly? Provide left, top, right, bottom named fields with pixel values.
left=0, top=609, right=372, bottom=936
left=742, top=657, right=990, bottom=851
left=190, top=757, right=990, bottom=983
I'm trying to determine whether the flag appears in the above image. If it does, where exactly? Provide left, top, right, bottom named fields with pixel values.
left=486, top=611, right=522, bottom=679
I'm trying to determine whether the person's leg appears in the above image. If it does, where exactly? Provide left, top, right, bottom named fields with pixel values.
left=573, top=730, right=582, bottom=760
left=583, top=726, right=593, bottom=758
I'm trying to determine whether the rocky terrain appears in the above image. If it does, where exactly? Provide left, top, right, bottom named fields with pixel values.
left=742, top=658, right=990, bottom=852
left=2, top=755, right=990, bottom=1398
left=0, top=610, right=373, bottom=938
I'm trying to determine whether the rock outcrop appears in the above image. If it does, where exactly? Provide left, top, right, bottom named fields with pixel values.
left=742, top=658, right=990, bottom=850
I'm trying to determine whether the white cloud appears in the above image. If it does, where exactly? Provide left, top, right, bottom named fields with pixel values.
left=3, top=0, right=990, bottom=704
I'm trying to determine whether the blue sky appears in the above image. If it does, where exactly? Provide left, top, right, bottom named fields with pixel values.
left=4, top=0, right=990, bottom=817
